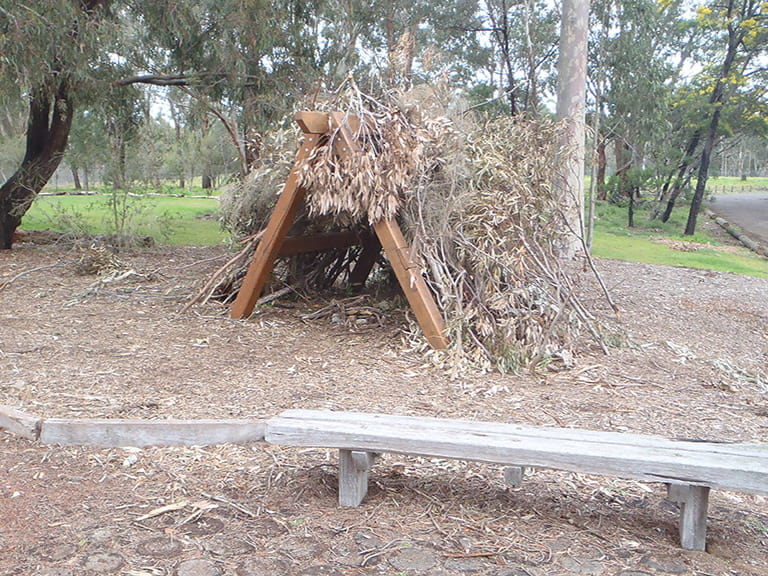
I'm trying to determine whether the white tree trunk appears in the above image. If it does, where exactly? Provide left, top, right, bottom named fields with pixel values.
left=555, top=0, right=589, bottom=259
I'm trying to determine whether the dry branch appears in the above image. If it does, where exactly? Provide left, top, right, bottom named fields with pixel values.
left=0, top=263, right=67, bottom=291
left=181, top=231, right=264, bottom=312
left=202, top=82, right=613, bottom=372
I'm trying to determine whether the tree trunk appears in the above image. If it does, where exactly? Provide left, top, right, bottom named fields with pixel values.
left=628, top=186, right=637, bottom=228
left=170, top=100, right=186, bottom=188
left=523, top=0, right=539, bottom=115
left=0, top=81, right=74, bottom=249
left=110, top=134, right=128, bottom=190
left=71, top=165, right=82, bottom=190
left=684, top=0, right=741, bottom=236
left=657, top=129, right=702, bottom=222
left=596, top=136, right=607, bottom=199
left=685, top=131, right=717, bottom=235
left=615, top=137, right=631, bottom=190
left=554, top=0, right=589, bottom=258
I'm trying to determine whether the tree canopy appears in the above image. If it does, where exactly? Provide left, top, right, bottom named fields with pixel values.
left=0, top=0, right=766, bottom=248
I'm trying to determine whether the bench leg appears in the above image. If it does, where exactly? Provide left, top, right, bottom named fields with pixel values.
left=667, top=484, right=710, bottom=551
left=338, top=450, right=374, bottom=507
left=503, top=466, right=526, bottom=487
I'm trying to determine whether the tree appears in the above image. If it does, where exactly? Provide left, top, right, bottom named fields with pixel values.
left=587, top=0, right=678, bottom=228
left=684, top=0, right=767, bottom=235
left=480, top=0, right=559, bottom=116
left=67, top=109, right=111, bottom=192
left=650, top=0, right=767, bottom=231
left=554, top=0, right=589, bottom=257
left=0, top=0, right=110, bottom=249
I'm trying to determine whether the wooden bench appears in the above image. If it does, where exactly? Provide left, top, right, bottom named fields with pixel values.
left=265, top=409, right=768, bottom=551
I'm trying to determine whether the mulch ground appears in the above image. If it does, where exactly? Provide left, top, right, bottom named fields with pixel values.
left=0, top=237, right=766, bottom=576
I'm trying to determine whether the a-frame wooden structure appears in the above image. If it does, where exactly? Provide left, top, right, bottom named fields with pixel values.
left=230, top=111, right=449, bottom=350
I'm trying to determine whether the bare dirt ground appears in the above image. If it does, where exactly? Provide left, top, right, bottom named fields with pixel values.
left=1, top=230, right=767, bottom=576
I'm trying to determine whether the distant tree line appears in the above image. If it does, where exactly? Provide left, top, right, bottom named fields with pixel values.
left=0, top=0, right=766, bottom=248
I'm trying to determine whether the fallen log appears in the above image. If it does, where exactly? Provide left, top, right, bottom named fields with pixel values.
left=708, top=210, right=768, bottom=258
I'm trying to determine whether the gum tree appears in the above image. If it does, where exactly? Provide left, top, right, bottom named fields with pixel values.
left=683, top=0, right=767, bottom=235
left=0, top=0, right=110, bottom=249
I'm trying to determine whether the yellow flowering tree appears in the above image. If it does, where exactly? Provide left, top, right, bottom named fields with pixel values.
left=679, top=0, right=766, bottom=234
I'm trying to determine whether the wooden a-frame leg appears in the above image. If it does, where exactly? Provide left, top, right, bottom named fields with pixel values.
left=338, top=449, right=374, bottom=507
left=667, top=484, right=710, bottom=551
left=373, top=219, right=449, bottom=349
left=348, top=231, right=381, bottom=290
left=230, top=132, right=322, bottom=319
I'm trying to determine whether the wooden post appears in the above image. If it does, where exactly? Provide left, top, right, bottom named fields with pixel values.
left=503, top=466, right=526, bottom=487
left=339, top=449, right=374, bottom=507
left=667, top=484, right=710, bottom=551
left=230, top=113, right=325, bottom=319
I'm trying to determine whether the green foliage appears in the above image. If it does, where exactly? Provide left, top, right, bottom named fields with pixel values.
left=605, top=167, right=664, bottom=203
left=0, top=0, right=112, bottom=99
left=2, top=0, right=766, bottom=249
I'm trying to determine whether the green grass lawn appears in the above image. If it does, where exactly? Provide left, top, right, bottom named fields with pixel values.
left=21, top=182, right=768, bottom=279
left=22, top=192, right=229, bottom=246
left=705, top=175, right=768, bottom=194
left=591, top=231, right=768, bottom=278
left=591, top=200, right=768, bottom=279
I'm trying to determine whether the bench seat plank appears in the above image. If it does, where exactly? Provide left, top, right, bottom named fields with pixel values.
left=266, top=410, right=768, bottom=495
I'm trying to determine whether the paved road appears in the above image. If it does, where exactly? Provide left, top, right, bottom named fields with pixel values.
left=710, top=192, right=768, bottom=246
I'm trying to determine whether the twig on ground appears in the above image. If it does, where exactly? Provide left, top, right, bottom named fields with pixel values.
left=133, top=500, right=188, bottom=522
left=0, top=263, right=68, bottom=291
left=201, top=492, right=257, bottom=518
left=181, top=231, right=263, bottom=313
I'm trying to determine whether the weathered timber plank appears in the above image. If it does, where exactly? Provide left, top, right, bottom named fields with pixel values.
left=265, top=410, right=768, bottom=495
left=0, top=405, right=41, bottom=440
left=39, top=419, right=266, bottom=447
left=270, top=410, right=766, bottom=458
